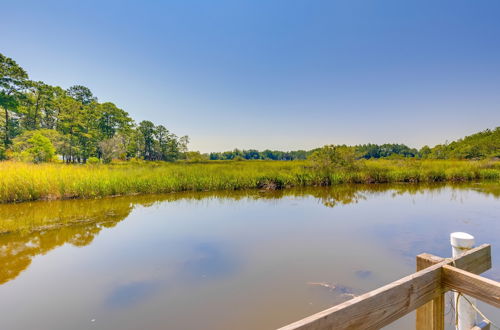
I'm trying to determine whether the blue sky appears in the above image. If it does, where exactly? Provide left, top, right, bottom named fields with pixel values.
left=2, top=0, right=499, bottom=152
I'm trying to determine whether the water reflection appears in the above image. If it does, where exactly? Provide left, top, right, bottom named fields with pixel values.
left=181, top=242, right=238, bottom=280
left=0, top=182, right=498, bottom=287
left=106, top=280, right=160, bottom=309
left=0, top=197, right=133, bottom=285
left=0, top=182, right=498, bottom=330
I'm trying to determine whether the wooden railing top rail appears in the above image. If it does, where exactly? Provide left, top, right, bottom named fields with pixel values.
left=278, top=244, right=497, bottom=330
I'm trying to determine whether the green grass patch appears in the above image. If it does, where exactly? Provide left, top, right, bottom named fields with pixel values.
left=0, top=159, right=498, bottom=203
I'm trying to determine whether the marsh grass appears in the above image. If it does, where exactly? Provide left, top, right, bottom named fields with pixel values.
left=0, top=159, right=498, bottom=203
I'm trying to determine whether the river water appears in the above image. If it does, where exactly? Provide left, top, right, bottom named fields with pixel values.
left=0, top=183, right=498, bottom=329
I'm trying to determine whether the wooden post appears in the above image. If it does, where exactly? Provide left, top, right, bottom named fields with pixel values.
left=451, top=232, right=477, bottom=330
left=416, top=254, right=444, bottom=330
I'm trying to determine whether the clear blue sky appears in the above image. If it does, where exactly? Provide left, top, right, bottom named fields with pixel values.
left=2, top=0, right=499, bottom=152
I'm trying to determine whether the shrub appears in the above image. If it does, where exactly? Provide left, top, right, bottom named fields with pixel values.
left=25, top=132, right=56, bottom=163
left=185, top=151, right=208, bottom=163
left=309, top=145, right=359, bottom=172
left=87, top=157, right=100, bottom=165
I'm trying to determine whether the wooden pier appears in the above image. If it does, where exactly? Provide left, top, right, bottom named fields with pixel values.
left=278, top=241, right=499, bottom=330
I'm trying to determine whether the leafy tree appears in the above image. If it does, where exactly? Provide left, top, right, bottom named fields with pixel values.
left=99, top=134, right=126, bottom=163
left=154, top=124, right=169, bottom=160
left=179, top=135, right=189, bottom=154
left=67, top=85, right=97, bottom=105
left=12, top=129, right=66, bottom=155
left=25, top=132, right=56, bottom=163
left=96, top=102, right=132, bottom=139
left=419, top=145, right=432, bottom=159
left=137, top=120, right=156, bottom=160
left=0, top=53, right=28, bottom=150
left=164, top=132, right=181, bottom=161
left=20, top=81, right=58, bottom=130
left=56, top=95, right=87, bottom=162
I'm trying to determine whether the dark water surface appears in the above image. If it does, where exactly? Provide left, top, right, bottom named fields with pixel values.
left=0, top=183, right=498, bottom=330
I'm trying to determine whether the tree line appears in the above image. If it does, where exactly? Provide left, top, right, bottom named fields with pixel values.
left=419, top=127, right=499, bottom=160
left=2, top=53, right=498, bottom=164
left=208, top=144, right=419, bottom=161
left=206, top=130, right=499, bottom=161
left=208, top=149, right=311, bottom=161
left=0, top=53, right=188, bottom=163
left=206, top=144, right=417, bottom=161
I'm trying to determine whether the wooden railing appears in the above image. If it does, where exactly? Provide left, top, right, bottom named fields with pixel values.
left=278, top=243, right=499, bottom=330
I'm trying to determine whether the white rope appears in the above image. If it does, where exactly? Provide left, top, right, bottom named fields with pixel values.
left=453, top=291, right=500, bottom=329
left=445, top=257, right=499, bottom=330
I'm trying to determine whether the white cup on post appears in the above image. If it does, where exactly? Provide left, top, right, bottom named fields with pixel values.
left=450, top=232, right=476, bottom=330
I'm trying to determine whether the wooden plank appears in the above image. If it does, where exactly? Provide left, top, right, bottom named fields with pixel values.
left=278, top=263, right=443, bottom=330
left=416, top=254, right=444, bottom=330
left=472, top=320, right=491, bottom=330
left=414, top=245, right=490, bottom=330
left=416, top=253, right=444, bottom=267
left=278, top=244, right=491, bottom=330
left=415, top=244, right=491, bottom=275
left=442, top=265, right=500, bottom=308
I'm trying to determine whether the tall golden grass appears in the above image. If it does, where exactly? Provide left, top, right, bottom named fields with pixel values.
left=0, top=159, right=498, bottom=203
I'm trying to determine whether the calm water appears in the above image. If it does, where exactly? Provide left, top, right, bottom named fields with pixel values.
left=0, top=183, right=498, bottom=330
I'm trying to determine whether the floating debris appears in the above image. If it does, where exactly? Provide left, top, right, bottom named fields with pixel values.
left=307, top=281, right=358, bottom=299
left=307, top=282, right=336, bottom=290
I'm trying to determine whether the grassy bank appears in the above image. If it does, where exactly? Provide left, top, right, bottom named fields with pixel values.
left=0, top=159, right=498, bottom=203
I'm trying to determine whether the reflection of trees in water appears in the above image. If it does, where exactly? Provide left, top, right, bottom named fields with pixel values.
left=307, top=186, right=367, bottom=208
left=289, top=182, right=500, bottom=208
left=0, top=198, right=135, bottom=285
left=386, top=182, right=500, bottom=199
left=0, top=222, right=104, bottom=284
left=0, top=182, right=498, bottom=285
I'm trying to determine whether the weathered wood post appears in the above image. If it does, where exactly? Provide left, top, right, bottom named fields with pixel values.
left=416, top=252, right=445, bottom=330
left=450, top=232, right=477, bottom=330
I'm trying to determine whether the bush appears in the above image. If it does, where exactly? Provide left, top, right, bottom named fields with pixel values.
left=309, top=145, right=359, bottom=172
left=25, top=132, right=56, bottom=163
left=11, top=129, right=66, bottom=155
left=87, top=157, right=100, bottom=165
left=185, top=151, right=208, bottom=163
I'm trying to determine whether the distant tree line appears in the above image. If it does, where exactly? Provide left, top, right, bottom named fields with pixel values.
left=0, top=53, right=188, bottom=163
left=207, top=144, right=418, bottom=161
left=208, top=149, right=311, bottom=160
left=355, top=144, right=419, bottom=159
left=419, top=127, right=499, bottom=160
left=207, top=130, right=499, bottom=161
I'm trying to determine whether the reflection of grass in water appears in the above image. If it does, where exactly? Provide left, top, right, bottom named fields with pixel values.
left=0, top=196, right=134, bottom=235
left=1, top=182, right=499, bottom=235
left=0, top=159, right=498, bottom=203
